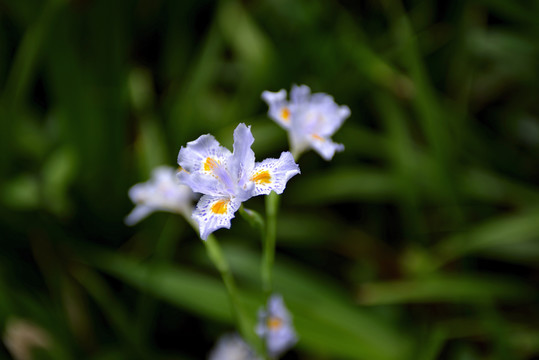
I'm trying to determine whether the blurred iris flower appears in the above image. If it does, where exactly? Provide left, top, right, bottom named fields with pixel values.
left=177, top=123, right=300, bottom=240
left=262, top=84, right=350, bottom=160
left=125, top=166, right=195, bottom=225
left=256, top=294, right=297, bottom=358
left=208, top=333, right=261, bottom=360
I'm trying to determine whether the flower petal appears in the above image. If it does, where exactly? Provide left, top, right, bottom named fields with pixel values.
left=177, top=134, right=232, bottom=195
left=266, top=321, right=297, bottom=358
left=261, top=89, right=291, bottom=129
left=250, top=152, right=300, bottom=196
left=230, top=123, right=256, bottom=189
left=193, top=195, right=241, bottom=240
left=124, top=205, right=154, bottom=226
left=177, top=170, right=224, bottom=197
left=209, top=333, right=261, bottom=360
left=126, top=166, right=195, bottom=225
left=255, top=294, right=297, bottom=358
left=177, top=134, right=231, bottom=175
left=309, top=135, right=344, bottom=160
left=290, top=84, right=311, bottom=105
left=316, top=104, right=351, bottom=138
left=268, top=295, right=292, bottom=321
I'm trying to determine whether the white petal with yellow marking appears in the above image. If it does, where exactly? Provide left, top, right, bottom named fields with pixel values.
left=177, top=134, right=232, bottom=196
left=193, top=195, right=241, bottom=240
left=309, top=135, right=344, bottom=161
left=177, top=134, right=231, bottom=175
left=261, top=89, right=291, bottom=130
left=250, top=152, right=300, bottom=196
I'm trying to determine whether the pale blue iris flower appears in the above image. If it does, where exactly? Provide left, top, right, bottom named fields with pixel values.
left=125, top=166, right=195, bottom=225
left=256, top=294, right=297, bottom=358
left=262, top=84, right=350, bottom=160
left=208, top=333, right=261, bottom=360
left=177, top=123, right=300, bottom=240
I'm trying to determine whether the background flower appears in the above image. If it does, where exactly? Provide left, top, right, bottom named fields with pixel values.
left=125, top=166, right=195, bottom=225
left=262, top=85, right=350, bottom=160
left=208, top=333, right=261, bottom=360
left=256, top=294, right=297, bottom=358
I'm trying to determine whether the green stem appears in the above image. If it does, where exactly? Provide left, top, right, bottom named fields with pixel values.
left=186, top=218, right=265, bottom=355
left=203, top=234, right=255, bottom=345
left=262, top=191, right=280, bottom=294
left=239, top=205, right=265, bottom=234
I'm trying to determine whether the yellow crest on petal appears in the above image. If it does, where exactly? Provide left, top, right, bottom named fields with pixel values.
left=251, top=170, right=272, bottom=184
left=211, top=199, right=228, bottom=214
left=280, top=107, right=290, bottom=122
left=204, top=157, right=219, bottom=172
left=267, top=316, right=283, bottom=330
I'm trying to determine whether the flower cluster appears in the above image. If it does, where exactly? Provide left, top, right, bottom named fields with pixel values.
left=125, top=166, right=195, bottom=226
left=177, top=123, right=300, bottom=240
left=262, top=84, right=350, bottom=160
left=256, top=294, right=297, bottom=358
left=126, top=85, right=342, bottom=359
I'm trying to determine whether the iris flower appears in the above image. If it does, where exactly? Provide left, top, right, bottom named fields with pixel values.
left=125, top=166, right=195, bottom=225
left=177, top=123, right=300, bottom=240
left=262, top=84, right=350, bottom=160
left=208, top=333, right=261, bottom=360
left=256, top=294, right=297, bottom=358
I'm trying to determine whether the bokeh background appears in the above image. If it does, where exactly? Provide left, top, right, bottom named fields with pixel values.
left=1, top=0, right=539, bottom=359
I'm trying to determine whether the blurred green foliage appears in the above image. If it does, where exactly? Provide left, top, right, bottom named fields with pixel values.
left=1, top=0, right=539, bottom=359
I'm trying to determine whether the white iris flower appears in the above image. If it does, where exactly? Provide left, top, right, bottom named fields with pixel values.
left=255, top=294, right=297, bottom=358
left=125, top=166, right=195, bottom=225
left=177, top=123, right=300, bottom=240
left=262, top=84, right=350, bottom=160
left=208, top=333, right=261, bottom=360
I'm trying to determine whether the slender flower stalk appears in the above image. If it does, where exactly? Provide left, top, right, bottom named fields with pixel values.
left=203, top=233, right=257, bottom=348
left=262, top=192, right=279, bottom=294
left=125, top=166, right=260, bottom=353
left=175, top=213, right=261, bottom=354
